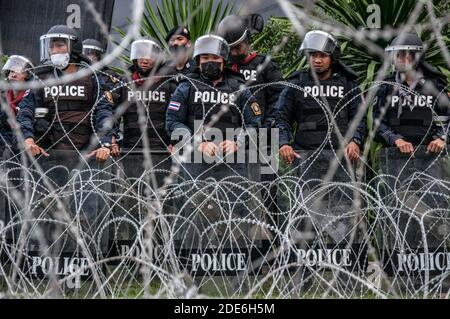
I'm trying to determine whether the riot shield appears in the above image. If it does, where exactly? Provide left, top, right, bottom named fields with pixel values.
left=374, top=146, right=450, bottom=294
left=168, top=150, right=277, bottom=296
left=275, top=149, right=369, bottom=296
left=105, top=149, right=175, bottom=270
left=1, top=150, right=111, bottom=288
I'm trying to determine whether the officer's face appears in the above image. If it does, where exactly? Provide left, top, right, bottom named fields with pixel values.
left=7, top=70, right=27, bottom=82
left=50, top=39, right=69, bottom=55
left=169, top=35, right=190, bottom=48
left=309, top=51, right=332, bottom=73
left=87, top=53, right=99, bottom=63
left=137, top=58, right=155, bottom=71
left=394, top=50, right=418, bottom=71
left=230, top=42, right=249, bottom=57
left=199, top=55, right=224, bottom=70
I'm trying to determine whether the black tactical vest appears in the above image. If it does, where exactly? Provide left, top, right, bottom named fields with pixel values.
left=186, top=75, right=243, bottom=136
left=40, top=71, right=95, bottom=150
left=235, top=55, right=268, bottom=118
left=383, top=77, right=438, bottom=145
left=121, top=77, right=172, bottom=149
left=293, top=71, right=351, bottom=150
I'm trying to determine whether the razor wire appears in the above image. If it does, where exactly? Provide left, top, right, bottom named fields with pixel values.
left=0, top=0, right=449, bottom=299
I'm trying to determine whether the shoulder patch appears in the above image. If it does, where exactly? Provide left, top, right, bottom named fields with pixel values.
left=251, top=102, right=262, bottom=116
left=23, top=89, right=31, bottom=97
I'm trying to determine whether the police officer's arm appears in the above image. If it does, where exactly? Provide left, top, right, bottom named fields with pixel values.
left=431, top=78, right=450, bottom=143
left=263, top=60, right=284, bottom=127
left=372, top=85, right=404, bottom=146
left=93, top=78, right=114, bottom=145
left=16, top=89, right=49, bottom=156
left=275, top=86, right=296, bottom=147
left=236, top=88, right=262, bottom=148
left=275, top=86, right=301, bottom=163
left=346, top=82, right=367, bottom=145
left=165, top=81, right=192, bottom=143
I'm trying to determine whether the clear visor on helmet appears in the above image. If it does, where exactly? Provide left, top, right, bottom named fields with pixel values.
left=82, top=45, right=104, bottom=56
left=298, top=31, right=338, bottom=56
left=388, top=49, right=421, bottom=71
left=2, top=55, right=33, bottom=76
left=130, top=39, right=162, bottom=61
left=40, top=34, right=74, bottom=63
left=193, top=35, right=229, bottom=61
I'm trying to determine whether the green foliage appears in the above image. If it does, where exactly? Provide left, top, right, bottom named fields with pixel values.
left=252, top=17, right=306, bottom=78
left=1, top=55, right=8, bottom=68
left=114, top=0, right=236, bottom=51
left=253, top=0, right=450, bottom=83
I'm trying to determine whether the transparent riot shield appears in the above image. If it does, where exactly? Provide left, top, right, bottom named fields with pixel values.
left=168, top=150, right=277, bottom=296
left=105, top=149, right=174, bottom=269
left=374, top=146, right=450, bottom=295
left=1, top=150, right=111, bottom=288
left=275, top=149, right=369, bottom=297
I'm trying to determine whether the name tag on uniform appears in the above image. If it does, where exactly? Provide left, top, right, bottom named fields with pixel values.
left=303, top=85, right=344, bottom=98
left=194, top=91, right=235, bottom=104
left=391, top=95, right=433, bottom=109
left=44, top=85, right=85, bottom=98
left=128, top=90, right=166, bottom=102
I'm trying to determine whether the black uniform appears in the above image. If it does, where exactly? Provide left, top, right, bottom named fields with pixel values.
left=163, top=58, right=197, bottom=80
left=373, top=68, right=450, bottom=146
left=276, top=68, right=366, bottom=150
left=166, top=68, right=262, bottom=147
left=17, top=65, right=114, bottom=150
left=231, top=53, right=283, bottom=128
left=116, top=64, right=178, bottom=150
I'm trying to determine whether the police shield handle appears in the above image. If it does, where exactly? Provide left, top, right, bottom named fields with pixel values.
left=279, top=144, right=301, bottom=164
left=198, top=141, right=219, bottom=157
left=394, top=138, right=414, bottom=155
left=345, top=141, right=360, bottom=163
left=24, top=138, right=49, bottom=157
left=427, top=138, right=446, bottom=154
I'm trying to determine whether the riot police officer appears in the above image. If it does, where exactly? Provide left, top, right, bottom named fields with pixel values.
left=16, top=25, right=114, bottom=161
left=164, top=26, right=196, bottom=78
left=276, top=30, right=366, bottom=164
left=166, top=34, right=262, bottom=157
left=1, top=55, right=34, bottom=156
left=115, top=37, right=177, bottom=151
left=217, top=14, right=283, bottom=128
left=82, top=38, right=121, bottom=88
left=373, top=32, right=449, bottom=154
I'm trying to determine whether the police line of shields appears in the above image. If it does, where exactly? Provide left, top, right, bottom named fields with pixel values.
left=1, top=145, right=450, bottom=296
left=372, top=145, right=450, bottom=295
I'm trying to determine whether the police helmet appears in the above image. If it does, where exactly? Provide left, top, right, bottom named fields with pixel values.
left=39, top=25, right=82, bottom=63
left=193, top=35, right=230, bottom=63
left=130, top=37, right=163, bottom=62
left=82, top=38, right=105, bottom=61
left=298, top=30, right=340, bottom=61
left=2, top=55, right=35, bottom=80
left=386, top=32, right=424, bottom=72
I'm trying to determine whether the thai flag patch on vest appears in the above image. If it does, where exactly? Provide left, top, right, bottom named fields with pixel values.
left=168, top=101, right=181, bottom=111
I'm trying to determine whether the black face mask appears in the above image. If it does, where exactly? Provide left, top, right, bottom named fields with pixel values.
left=201, top=61, right=222, bottom=80
left=169, top=45, right=188, bottom=56
left=229, top=54, right=246, bottom=64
